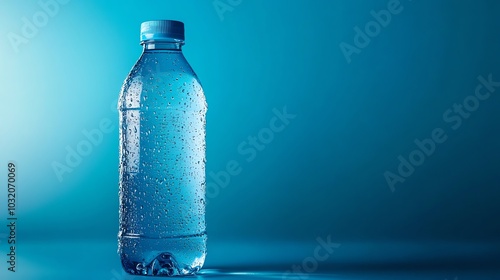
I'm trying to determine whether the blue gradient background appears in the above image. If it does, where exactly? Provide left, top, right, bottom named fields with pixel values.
left=1, top=0, right=500, bottom=279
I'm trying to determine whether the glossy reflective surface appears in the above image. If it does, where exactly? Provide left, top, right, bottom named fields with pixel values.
left=3, top=240, right=499, bottom=280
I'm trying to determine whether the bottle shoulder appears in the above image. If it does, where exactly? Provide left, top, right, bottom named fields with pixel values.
left=119, top=53, right=206, bottom=112
left=128, top=52, right=201, bottom=83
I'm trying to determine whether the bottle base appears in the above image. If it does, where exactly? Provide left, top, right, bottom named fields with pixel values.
left=119, top=233, right=206, bottom=276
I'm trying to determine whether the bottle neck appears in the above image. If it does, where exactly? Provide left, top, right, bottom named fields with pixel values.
left=142, top=41, right=183, bottom=52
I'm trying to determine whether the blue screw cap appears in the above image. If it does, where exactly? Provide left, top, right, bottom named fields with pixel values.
left=140, top=20, right=185, bottom=42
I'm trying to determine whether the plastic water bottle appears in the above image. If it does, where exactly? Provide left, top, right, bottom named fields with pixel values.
left=118, top=20, right=207, bottom=276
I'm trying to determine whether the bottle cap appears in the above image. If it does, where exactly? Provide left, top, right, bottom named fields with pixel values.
left=140, top=20, right=185, bottom=42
